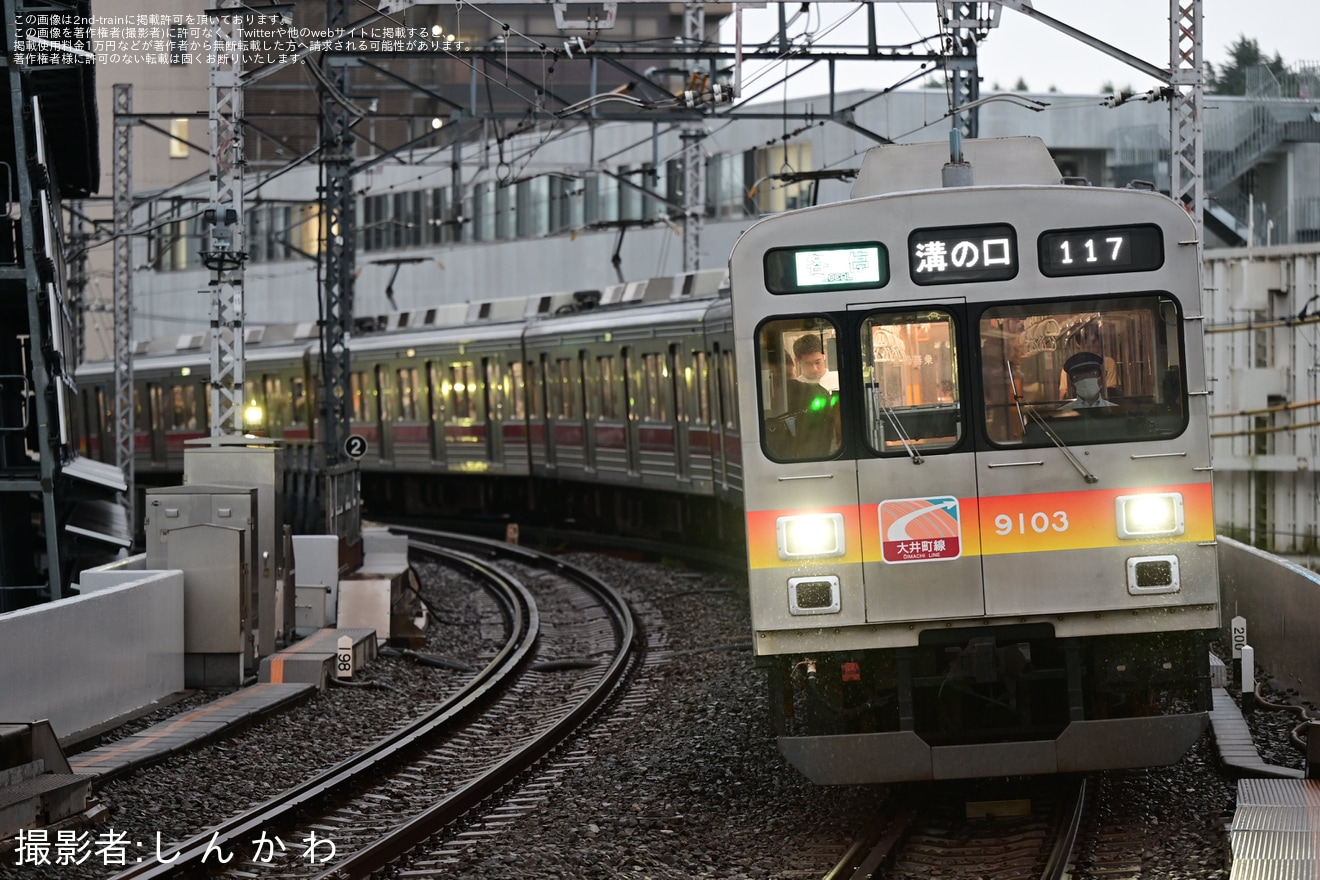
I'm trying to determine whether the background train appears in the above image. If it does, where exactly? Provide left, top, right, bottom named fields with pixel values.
left=76, top=268, right=746, bottom=549
left=76, top=135, right=1220, bottom=784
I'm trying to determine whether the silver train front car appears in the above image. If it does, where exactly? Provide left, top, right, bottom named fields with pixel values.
left=729, top=137, right=1218, bottom=783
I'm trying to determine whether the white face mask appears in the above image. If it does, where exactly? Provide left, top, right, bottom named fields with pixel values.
left=1074, top=377, right=1102, bottom=400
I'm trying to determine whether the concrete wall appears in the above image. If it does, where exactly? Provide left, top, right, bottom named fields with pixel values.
left=1218, top=535, right=1320, bottom=693
left=0, top=570, right=184, bottom=740
left=1204, top=245, right=1320, bottom=554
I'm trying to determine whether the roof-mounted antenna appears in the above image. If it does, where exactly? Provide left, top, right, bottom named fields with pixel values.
left=942, top=130, right=973, bottom=188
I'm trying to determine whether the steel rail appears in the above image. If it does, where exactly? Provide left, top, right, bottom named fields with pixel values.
left=313, top=527, right=638, bottom=879
left=823, top=776, right=1088, bottom=880
left=108, top=543, right=538, bottom=880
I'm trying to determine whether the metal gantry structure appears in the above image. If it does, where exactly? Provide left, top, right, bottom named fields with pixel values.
left=202, top=0, right=252, bottom=437
left=944, top=1, right=984, bottom=138
left=1169, top=1, right=1206, bottom=243
left=681, top=0, right=706, bottom=272
left=997, top=0, right=1205, bottom=237
left=111, top=84, right=134, bottom=523
left=320, top=0, right=359, bottom=473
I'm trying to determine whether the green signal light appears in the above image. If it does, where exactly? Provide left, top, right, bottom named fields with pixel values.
left=810, top=396, right=827, bottom=412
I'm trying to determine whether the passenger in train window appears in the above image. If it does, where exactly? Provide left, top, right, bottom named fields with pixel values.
left=1058, top=352, right=1118, bottom=410
left=785, top=334, right=839, bottom=458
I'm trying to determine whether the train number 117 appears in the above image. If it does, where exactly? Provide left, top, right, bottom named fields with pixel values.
left=1057, top=236, right=1124, bottom=264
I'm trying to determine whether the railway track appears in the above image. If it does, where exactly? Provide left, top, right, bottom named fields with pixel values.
left=825, top=778, right=1087, bottom=880
left=108, top=531, right=637, bottom=880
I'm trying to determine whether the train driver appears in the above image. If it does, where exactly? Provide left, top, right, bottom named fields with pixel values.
left=1057, top=319, right=1118, bottom=400
left=785, top=334, right=839, bottom=457
left=1058, top=352, right=1118, bottom=411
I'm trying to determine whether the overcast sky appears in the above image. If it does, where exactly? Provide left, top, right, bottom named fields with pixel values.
left=722, top=1, right=1320, bottom=99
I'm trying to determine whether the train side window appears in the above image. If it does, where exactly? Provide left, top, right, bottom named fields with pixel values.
left=578, top=352, right=591, bottom=420
left=448, top=363, right=476, bottom=420
left=859, top=310, right=961, bottom=456
left=525, top=359, right=544, bottom=420
left=264, top=376, right=286, bottom=427
left=146, top=383, right=163, bottom=432
left=692, top=351, right=711, bottom=425
left=397, top=368, right=419, bottom=420
left=290, top=377, right=306, bottom=425
left=757, top=318, right=841, bottom=461
left=640, top=353, right=667, bottom=422
left=485, top=360, right=504, bottom=421
left=97, top=387, right=112, bottom=431
left=350, top=371, right=368, bottom=422
left=509, top=361, right=526, bottom=420
left=979, top=295, right=1188, bottom=447
left=427, top=362, right=445, bottom=422
left=596, top=356, right=618, bottom=420
left=169, top=384, right=192, bottom=430
left=542, top=355, right=560, bottom=419
left=719, top=349, right=737, bottom=430
left=670, top=344, right=688, bottom=424
left=375, top=366, right=393, bottom=423
left=554, top=358, right=576, bottom=418
left=237, top=379, right=260, bottom=432
left=466, top=362, right=481, bottom=420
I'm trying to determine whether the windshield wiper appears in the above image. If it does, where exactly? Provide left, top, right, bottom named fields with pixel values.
left=1007, top=357, right=1098, bottom=484
left=875, top=389, right=923, bottom=464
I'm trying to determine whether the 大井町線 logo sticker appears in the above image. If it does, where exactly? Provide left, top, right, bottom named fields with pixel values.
left=880, top=496, right=961, bottom=563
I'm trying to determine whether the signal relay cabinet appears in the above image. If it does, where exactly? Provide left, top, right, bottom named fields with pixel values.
left=144, top=484, right=258, bottom=685
left=183, top=438, right=288, bottom=658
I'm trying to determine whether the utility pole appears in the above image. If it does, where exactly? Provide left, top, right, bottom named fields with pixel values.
left=320, top=0, right=357, bottom=469
left=681, top=0, right=705, bottom=272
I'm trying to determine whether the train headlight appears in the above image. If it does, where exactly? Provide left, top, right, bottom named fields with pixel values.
left=1115, top=493, right=1184, bottom=539
left=243, top=401, right=264, bottom=426
left=777, top=513, right=845, bottom=559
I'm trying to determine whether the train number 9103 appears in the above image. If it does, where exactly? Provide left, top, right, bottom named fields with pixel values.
left=994, top=511, right=1069, bottom=535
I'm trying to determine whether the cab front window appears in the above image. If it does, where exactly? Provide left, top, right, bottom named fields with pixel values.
left=980, top=294, right=1187, bottom=446
left=757, top=318, right=841, bottom=461
left=859, top=310, right=961, bottom=455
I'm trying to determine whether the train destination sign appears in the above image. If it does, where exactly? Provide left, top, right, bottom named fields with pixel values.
left=909, top=223, right=1018, bottom=285
left=1038, top=224, right=1164, bottom=276
left=764, top=242, right=889, bottom=294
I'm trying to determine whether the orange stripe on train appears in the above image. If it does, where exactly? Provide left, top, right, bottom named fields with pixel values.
left=746, top=482, right=1213, bottom=569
